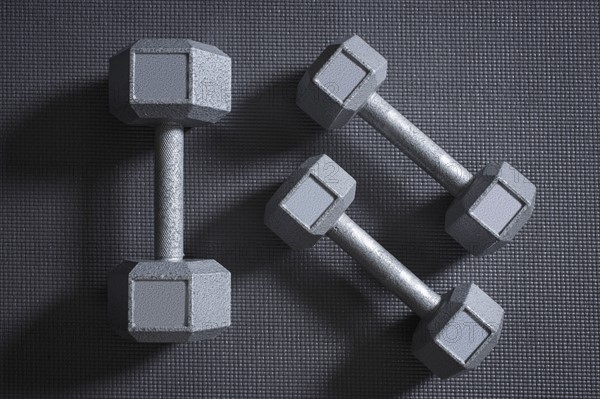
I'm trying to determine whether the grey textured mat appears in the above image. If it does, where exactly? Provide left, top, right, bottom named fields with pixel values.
left=1, top=1, right=598, bottom=397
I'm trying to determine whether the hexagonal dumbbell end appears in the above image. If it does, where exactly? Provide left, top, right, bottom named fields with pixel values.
left=264, top=154, right=356, bottom=249
left=297, top=35, right=387, bottom=130
left=108, top=260, right=231, bottom=343
left=412, top=283, right=504, bottom=379
left=109, top=38, right=231, bottom=127
left=445, top=162, right=536, bottom=255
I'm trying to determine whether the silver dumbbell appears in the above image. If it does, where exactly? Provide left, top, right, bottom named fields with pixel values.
left=265, top=155, right=504, bottom=378
left=107, top=39, right=232, bottom=343
left=297, top=35, right=536, bottom=255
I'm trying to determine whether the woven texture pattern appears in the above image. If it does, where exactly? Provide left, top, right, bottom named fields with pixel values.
left=0, top=1, right=598, bottom=397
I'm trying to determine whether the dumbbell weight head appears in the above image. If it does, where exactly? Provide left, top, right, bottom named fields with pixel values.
left=265, top=155, right=504, bottom=378
left=108, top=260, right=231, bottom=343
left=297, top=35, right=387, bottom=130
left=265, top=154, right=356, bottom=249
left=446, top=162, right=536, bottom=255
left=108, top=39, right=232, bottom=343
left=110, top=38, right=231, bottom=127
left=412, top=282, right=503, bottom=378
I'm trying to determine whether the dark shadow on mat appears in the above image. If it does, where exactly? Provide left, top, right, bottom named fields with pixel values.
left=272, top=246, right=430, bottom=396
left=0, top=83, right=164, bottom=394
left=202, top=73, right=316, bottom=161
left=261, top=240, right=428, bottom=395
left=187, top=184, right=289, bottom=275
left=1, top=82, right=152, bottom=179
left=0, top=287, right=167, bottom=395
left=369, top=195, right=467, bottom=277
left=327, top=314, right=429, bottom=398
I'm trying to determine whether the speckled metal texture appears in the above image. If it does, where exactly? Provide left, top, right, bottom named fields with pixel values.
left=297, top=35, right=386, bottom=130
left=1, top=1, right=598, bottom=397
left=107, top=259, right=231, bottom=343
left=446, top=162, right=536, bottom=255
left=154, top=124, right=185, bottom=261
left=109, top=38, right=231, bottom=127
left=107, top=39, right=232, bottom=343
left=412, top=283, right=504, bottom=379
left=264, top=154, right=356, bottom=249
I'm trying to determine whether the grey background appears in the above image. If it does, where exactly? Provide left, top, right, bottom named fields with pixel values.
left=1, top=1, right=598, bottom=397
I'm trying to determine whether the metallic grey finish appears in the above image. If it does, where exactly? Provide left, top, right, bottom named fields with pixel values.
left=296, top=35, right=387, bottom=130
left=297, top=35, right=536, bottom=255
left=264, top=154, right=356, bottom=249
left=283, top=175, right=337, bottom=227
left=110, top=38, right=231, bottom=128
left=328, top=213, right=441, bottom=318
left=134, top=53, right=189, bottom=101
left=265, top=155, right=504, bottom=378
left=359, top=93, right=473, bottom=196
left=133, top=280, right=187, bottom=328
left=108, top=260, right=231, bottom=343
left=154, top=123, right=185, bottom=261
left=412, top=283, right=504, bottom=379
left=446, top=162, right=536, bottom=255
left=108, top=39, right=232, bottom=343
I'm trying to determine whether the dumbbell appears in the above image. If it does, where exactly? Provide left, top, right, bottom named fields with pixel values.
left=265, top=155, right=504, bottom=378
left=107, top=39, right=232, bottom=343
left=297, top=35, right=536, bottom=255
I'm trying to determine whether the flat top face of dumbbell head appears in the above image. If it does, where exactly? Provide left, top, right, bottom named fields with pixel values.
left=109, top=38, right=231, bottom=128
left=412, top=283, right=504, bottom=379
left=107, top=259, right=231, bottom=343
left=297, top=35, right=387, bottom=130
left=264, top=154, right=356, bottom=249
left=445, top=162, right=536, bottom=255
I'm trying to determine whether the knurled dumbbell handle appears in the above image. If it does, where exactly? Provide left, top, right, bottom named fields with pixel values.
left=154, top=123, right=185, bottom=261
left=359, top=92, right=473, bottom=197
left=327, top=213, right=441, bottom=319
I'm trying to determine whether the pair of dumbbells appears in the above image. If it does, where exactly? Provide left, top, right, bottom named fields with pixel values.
left=264, top=36, right=535, bottom=378
left=107, top=39, right=232, bottom=343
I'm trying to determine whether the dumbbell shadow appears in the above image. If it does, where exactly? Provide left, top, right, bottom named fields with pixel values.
left=326, top=315, right=429, bottom=397
left=356, top=194, right=467, bottom=277
left=186, top=184, right=290, bottom=274
left=202, top=74, right=316, bottom=161
left=279, top=251, right=430, bottom=395
left=273, top=248, right=430, bottom=394
left=2, top=83, right=153, bottom=177
left=1, top=83, right=165, bottom=394
left=1, top=287, right=168, bottom=394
